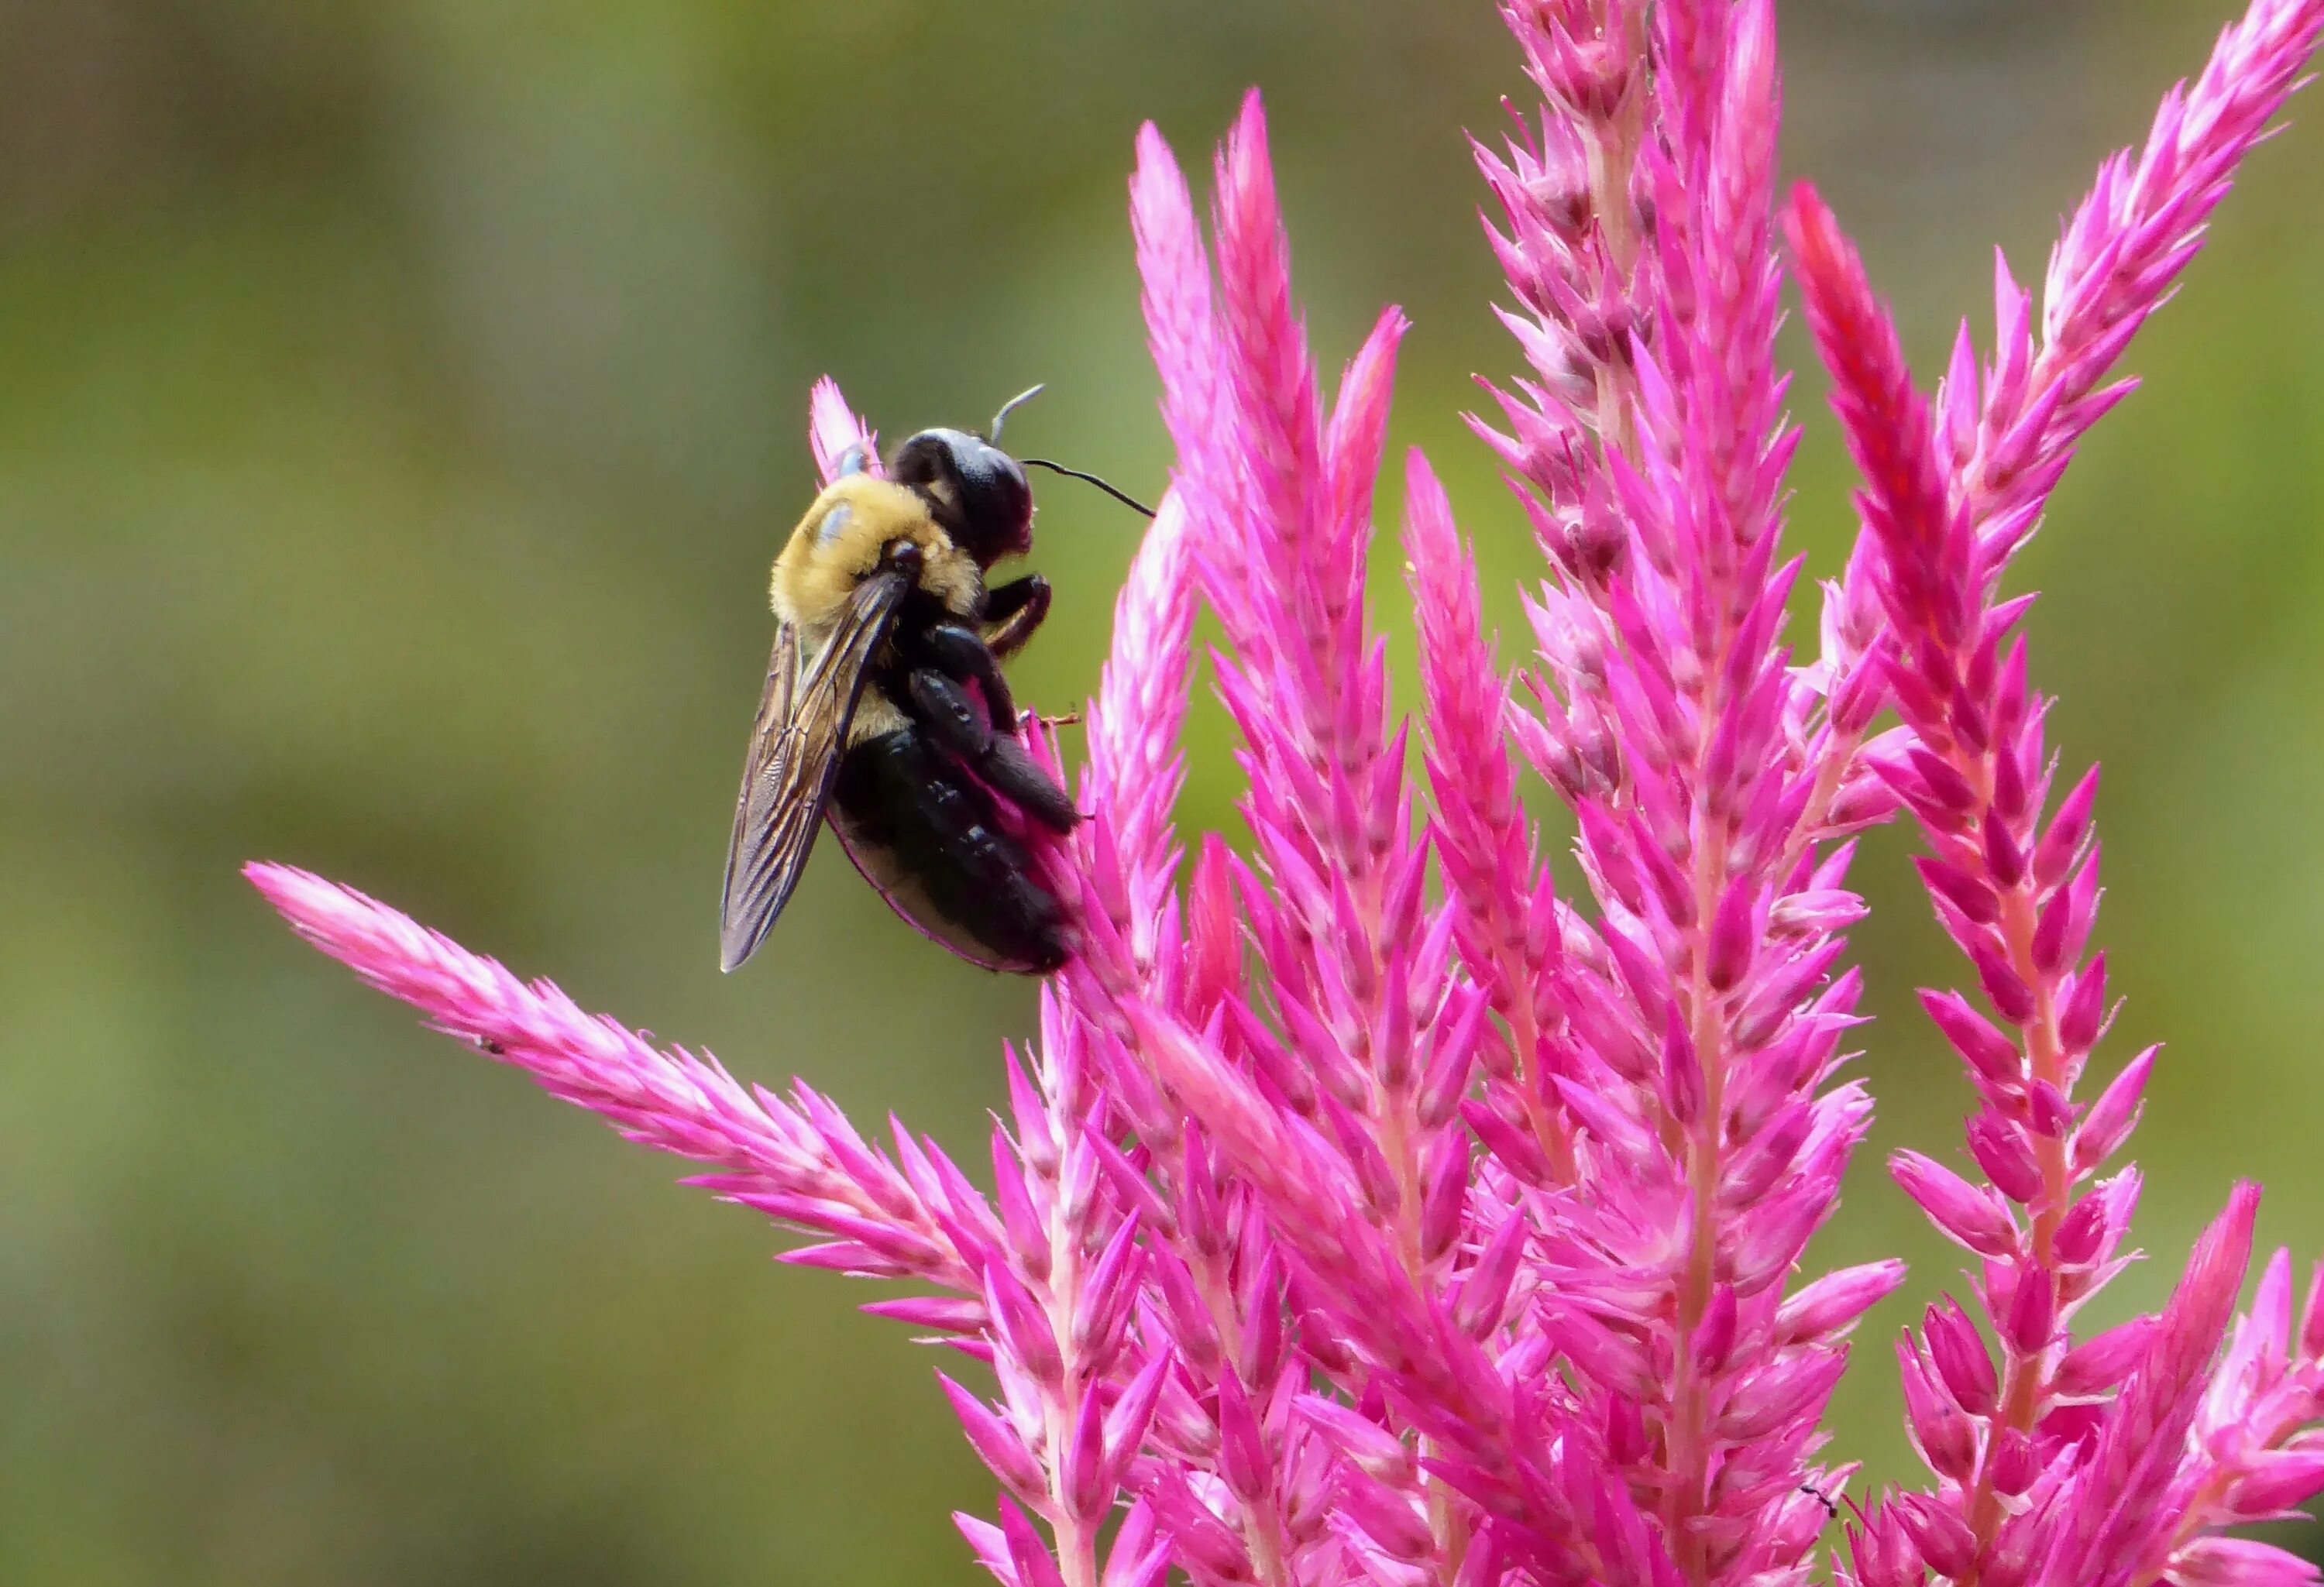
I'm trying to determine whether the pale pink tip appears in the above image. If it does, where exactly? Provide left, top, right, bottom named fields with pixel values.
left=809, top=375, right=878, bottom=486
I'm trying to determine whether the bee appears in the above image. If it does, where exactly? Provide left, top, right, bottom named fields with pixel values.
left=718, top=388, right=1151, bottom=977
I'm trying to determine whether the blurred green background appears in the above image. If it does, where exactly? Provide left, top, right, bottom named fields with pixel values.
left=2, top=1, right=2321, bottom=1581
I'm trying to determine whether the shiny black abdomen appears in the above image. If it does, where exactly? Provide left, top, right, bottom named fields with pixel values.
left=828, top=728, right=1071, bottom=974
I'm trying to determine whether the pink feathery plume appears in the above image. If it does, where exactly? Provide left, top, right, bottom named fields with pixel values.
left=1791, top=0, right=2324, bottom=1572
left=1475, top=0, right=1655, bottom=477
left=1793, top=178, right=2145, bottom=1587
left=1951, top=0, right=2324, bottom=574
left=1480, top=2, right=1900, bottom=1578
left=956, top=376, right=1205, bottom=1582
left=948, top=990, right=1171, bottom=1587
left=243, top=861, right=992, bottom=1303
left=1404, top=452, right=1569, bottom=1175
left=1120, top=99, right=1674, bottom=1584
left=2040, top=1185, right=2260, bottom=1587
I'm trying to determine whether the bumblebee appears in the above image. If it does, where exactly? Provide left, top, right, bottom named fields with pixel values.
left=718, top=395, right=1148, bottom=976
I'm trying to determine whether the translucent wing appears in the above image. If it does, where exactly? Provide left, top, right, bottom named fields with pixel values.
left=718, top=570, right=909, bottom=972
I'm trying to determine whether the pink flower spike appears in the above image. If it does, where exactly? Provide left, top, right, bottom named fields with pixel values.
left=246, top=864, right=981, bottom=1291
left=1965, top=0, right=2324, bottom=558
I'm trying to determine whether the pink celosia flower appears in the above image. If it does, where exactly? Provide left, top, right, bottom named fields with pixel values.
left=250, top=1, right=2324, bottom=1583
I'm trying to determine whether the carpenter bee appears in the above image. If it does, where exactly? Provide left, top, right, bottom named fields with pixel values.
left=718, top=388, right=1151, bottom=976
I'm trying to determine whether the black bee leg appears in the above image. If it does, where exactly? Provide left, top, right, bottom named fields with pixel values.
left=981, top=575, right=1052, bottom=661
left=906, top=670, right=1080, bottom=833
left=920, top=621, right=1021, bottom=729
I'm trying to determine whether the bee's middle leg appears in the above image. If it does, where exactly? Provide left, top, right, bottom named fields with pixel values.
left=904, top=668, right=1078, bottom=832
left=920, top=620, right=1022, bottom=727
left=980, top=575, right=1051, bottom=661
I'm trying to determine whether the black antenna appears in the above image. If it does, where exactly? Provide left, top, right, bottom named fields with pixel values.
left=989, top=383, right=1046, bottom=442
left=1021, top=457, right=1157, bottom=519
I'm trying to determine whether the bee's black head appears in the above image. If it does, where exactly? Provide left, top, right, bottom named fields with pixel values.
left=890, top=428, right=1033, bottom=566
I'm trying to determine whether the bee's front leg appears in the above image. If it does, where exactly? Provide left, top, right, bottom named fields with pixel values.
left=980, top=575, right=1051, bottom=661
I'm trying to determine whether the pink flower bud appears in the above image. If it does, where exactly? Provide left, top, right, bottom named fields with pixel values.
left=1987, top=1427, right=2037, bottom=1497
left=2054, top=1315, right=2154, bottom=1400
left=1455, top=1212, right=1531, bottom=1338
left=1776, top=1261, right=1909, bottom=1345
left=1920, top=988, right=2023, bottom=1084
left=1894, top=1493, right=1977, bottom=1579
left=2032, top=767, right=2102, bottom=888
left=1693, top=1284, right=1740, bottom=1376
left=2073, top=1045, right=2155, bottom=1173
left=1063, top=1381, right=1110, bottom=1523
left=1898, top=1337, right=1978, bottom=1482
left=1707, top=879, right=1757, bottom=992
left=2055, top=1190, right=2113, bottom=1267
left=2001, top=1265, right=2056, bottom=1355
left=938, top=1375, right=1046, bottom=1504
left=1982, top=811, right=2027, bottom=889
left=2226, top=1451, right=2324, bottom=1520
left=1892, top=1150, right=2019, bottom=1257
left=1967, top=1112, right=2044, bottom=1205
left=1971, top=943, right=2037, bottom=1025
left=1917, top=857, right=2001, bottom=926
left=2058, top=952, right=2111, bottom=1053
left=1662, top=1015, right=1706, bottom=1128
left=1420, top=1132, right=1471, bottom=1266
left=984, top=1267, right=1063, bottom=1386
left=1215, top=1372, right=1270, bottom=1505
left=1925, top=1301, right=1999, bottom=1417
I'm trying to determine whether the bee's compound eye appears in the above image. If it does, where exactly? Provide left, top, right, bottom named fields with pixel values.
left=892, top=428, right=1033, bottom=565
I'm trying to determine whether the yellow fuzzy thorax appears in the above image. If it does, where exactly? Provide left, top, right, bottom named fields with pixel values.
left=769, top=475, right=982, bottom=637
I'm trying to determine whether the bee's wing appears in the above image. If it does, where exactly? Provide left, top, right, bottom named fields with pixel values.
left=717, top=571, right=909, bottom=972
